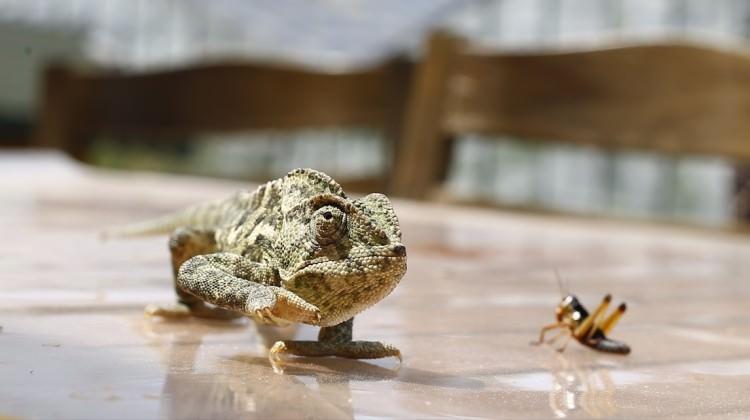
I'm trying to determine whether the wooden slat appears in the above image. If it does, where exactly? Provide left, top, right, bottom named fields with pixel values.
left=33, top=59, right=412, bottom=193
left=394, top=33, right=750, bottom=201
left=444, top=44, right=750, bottom=161
left=74, top=61, right=410, bottom=132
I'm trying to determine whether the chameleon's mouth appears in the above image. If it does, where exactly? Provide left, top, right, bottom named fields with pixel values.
left=283, top=254, right=407, bottom=288
left=281, top=250, right=407, bottom=327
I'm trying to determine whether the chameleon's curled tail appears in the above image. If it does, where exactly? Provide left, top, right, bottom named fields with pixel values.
left=101, top=196, right=239, bottom=240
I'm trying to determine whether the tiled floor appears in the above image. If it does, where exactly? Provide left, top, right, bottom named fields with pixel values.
left=2, top=152, right=750, bottom=418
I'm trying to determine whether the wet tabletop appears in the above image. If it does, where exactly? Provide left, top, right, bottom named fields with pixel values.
left=2, top=151, right=750, bottom=419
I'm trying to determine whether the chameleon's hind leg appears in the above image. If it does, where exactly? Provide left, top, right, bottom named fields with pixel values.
left=269, top=318, right=401, bottom=362
left=145, top=227, right=243, bottom=320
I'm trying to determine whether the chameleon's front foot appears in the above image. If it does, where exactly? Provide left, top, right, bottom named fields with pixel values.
left=144, top=302, right=243, bottom=320
left=247, top=286, right=321, bottom=326
left=269, top=340, right=402, bottom=362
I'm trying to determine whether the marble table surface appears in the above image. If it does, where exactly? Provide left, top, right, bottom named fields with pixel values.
left=2, top=151, right=749, bottom=419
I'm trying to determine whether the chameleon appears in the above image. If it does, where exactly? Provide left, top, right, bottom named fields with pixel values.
left=107, top=168, right=406, bottom=361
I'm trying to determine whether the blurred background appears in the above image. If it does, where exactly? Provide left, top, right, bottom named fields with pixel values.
left=2, top=0, right=750, bottom=227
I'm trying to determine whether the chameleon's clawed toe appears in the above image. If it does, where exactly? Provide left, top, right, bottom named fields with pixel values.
left=254, top=308, right=276, bottom=324
left=380, top=344, right=402, bottom=363
left=254, top=309, right=265, bottom=322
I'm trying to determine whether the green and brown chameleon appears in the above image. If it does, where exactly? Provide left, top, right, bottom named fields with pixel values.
left=107, top=168, right=406, bottom=361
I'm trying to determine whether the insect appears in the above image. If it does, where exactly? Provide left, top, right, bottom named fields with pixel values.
left=532, top=271, right=630, bottom=354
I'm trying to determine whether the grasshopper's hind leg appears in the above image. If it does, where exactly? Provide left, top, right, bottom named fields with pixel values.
left=145, top=227, right=243, bottom=320
left=601, top=303, right=627, bottom=336
left=270, top=318, right=401, bottom=362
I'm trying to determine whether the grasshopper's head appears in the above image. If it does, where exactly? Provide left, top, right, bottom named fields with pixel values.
left=555, top=295, right=588, bottom=327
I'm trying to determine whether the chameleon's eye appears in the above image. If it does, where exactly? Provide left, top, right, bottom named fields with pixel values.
left=312, top=205, right=347, bottom=245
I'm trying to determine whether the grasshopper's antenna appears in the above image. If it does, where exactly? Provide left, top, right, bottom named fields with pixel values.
left=554, top=269, right=568, bottom=298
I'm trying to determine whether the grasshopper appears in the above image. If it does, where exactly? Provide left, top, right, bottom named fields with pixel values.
left=533, top=271, right=630, bottom=354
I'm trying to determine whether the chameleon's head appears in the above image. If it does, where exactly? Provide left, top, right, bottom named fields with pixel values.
left=278, top=193, right=406, bottom=326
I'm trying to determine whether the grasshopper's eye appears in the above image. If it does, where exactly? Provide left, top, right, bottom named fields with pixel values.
left=312, top=205, right=347, bottom=245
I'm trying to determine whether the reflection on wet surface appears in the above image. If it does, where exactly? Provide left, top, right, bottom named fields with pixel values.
left=142, top=318, right=489, bottom=419
left=154, top=326, right=357, bottom=419
left=3, top=154, right=750, bottom=418
left=144, top=319, right=362, bottom=419
left=496, top=354, right=622, bottom=418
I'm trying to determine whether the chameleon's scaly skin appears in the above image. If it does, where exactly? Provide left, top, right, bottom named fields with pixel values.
left=115, top=168, right=406, bottom=360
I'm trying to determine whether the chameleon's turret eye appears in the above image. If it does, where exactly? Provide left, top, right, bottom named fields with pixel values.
left=312, top=205, right=347, bottom=245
